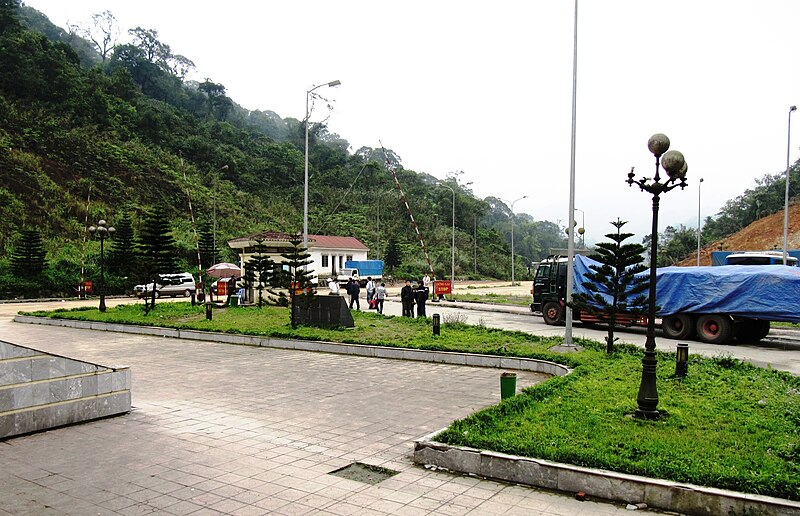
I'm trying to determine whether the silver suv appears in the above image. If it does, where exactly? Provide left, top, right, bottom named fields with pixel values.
left=134, top=273, right=197, bottom=298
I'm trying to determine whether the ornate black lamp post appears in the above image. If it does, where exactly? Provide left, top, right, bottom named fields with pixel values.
left=88, top=219, right=115, bottom=312
left=627, top=134, right=687, bottom=419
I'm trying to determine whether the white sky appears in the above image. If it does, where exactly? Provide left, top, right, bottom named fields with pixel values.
left=27, top=0, right=800, bottom=244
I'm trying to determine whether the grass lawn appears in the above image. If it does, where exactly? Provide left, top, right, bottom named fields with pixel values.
left=25, top=302, right=800, bottom=500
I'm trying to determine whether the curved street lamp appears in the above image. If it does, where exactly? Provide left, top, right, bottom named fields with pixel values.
left=88, top=219, right=115, bottom=312
left=627, top=133, right=687, bottom=419
left=437, top=181, right=473, bottom=289
left=304, top=79, right=341, bottom=250
left=783, top=105, right=797, bottom=265
left=509, top=196, right=528, bottom=285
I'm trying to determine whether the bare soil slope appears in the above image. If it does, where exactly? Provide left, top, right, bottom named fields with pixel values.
left=676, top=202, right=800, bottom=266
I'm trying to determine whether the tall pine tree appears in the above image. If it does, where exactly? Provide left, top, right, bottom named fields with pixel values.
left=136, top=207, right=178, bottom=309
left=280, top=234, right=316, bottom=328
left=11, top=229, right=47, bottom=278
left=568, top=219, right=649, bottom=353
left=107, top=213, right=135, bottom=282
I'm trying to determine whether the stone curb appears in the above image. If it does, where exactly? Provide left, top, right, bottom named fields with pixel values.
left=12, top=316, right=570, bottom=376
left=413, top=429, right=800, bottom=516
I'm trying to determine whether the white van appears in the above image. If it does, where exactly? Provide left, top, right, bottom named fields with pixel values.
left=134, top=273, right=197, bottom=298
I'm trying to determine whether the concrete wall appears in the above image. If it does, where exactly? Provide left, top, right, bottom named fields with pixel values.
left=0, top=340, right=130, bottom=439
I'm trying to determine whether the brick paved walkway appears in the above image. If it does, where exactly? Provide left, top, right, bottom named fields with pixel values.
left=0, top=320, right=654, bottom=515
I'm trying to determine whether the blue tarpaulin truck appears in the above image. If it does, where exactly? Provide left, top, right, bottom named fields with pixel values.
left=337, top=260, right=384, bottom=287
left=531, top=254, right=800, bottom=344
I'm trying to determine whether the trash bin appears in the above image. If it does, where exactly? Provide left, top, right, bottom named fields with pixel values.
left=229, top=294, right=239, bottom=307
left=500, top=372, right=517, bottom=400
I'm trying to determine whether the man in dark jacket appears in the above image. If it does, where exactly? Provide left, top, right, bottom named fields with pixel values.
left=415, top=280, right=429, bottom=317
left=400, top=279, right=415, bottom=317
left=347, top=279, right=361, bottom=310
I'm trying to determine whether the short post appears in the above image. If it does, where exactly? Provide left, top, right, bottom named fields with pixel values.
left=205, top=302, right=213, bottom=321
left=500, top=372, right=517, bottom=399
left=676, top=343, right=689, bottom=377
left=432, top=313, right=440, bottom=336
left=191, top=292, right=196, bottom=306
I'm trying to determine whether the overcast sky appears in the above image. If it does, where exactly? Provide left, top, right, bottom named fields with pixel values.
left=28, top=1, right=800, bottom=244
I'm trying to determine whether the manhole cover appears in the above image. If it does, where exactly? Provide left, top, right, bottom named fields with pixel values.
left=328, top=462, right=399, bottom=485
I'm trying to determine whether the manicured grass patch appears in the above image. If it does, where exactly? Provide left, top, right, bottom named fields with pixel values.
left=451, top=293, right=531, bottom=307
left=436, top=349, right=800, bottom=500
left=24, top=302, right=574, bottom=365
left=24, top=302, right=800, bottom=499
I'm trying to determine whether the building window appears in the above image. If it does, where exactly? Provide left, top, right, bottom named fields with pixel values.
left=346, top=255, right=353, bottom=262
left=339, top=255, right=343, bottom=268
left=322, top=255, right=329, bottom=267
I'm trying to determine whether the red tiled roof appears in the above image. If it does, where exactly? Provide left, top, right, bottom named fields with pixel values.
left=228, top=231, right=368, bottom=250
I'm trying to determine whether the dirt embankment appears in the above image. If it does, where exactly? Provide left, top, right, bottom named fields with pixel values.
left=675, top=202, right=800, bottom=266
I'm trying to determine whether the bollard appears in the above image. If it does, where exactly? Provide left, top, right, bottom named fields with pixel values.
left=500, top=372, right=517, bottom=399
left=675, top=343, right=689, bottom=377
left=432, top=313, right=440, bottom=335
left=205, top=302, right=213, bottom=321
left=191, top=292, right=196, bottom=306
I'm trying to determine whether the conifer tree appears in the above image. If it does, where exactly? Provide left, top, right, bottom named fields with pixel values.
left=11, top=229, right=47, bottom=278
left=107, top=213, right=135, bottom=280
left=280, top=234, right=316, bottom=328
left=384, top=237, right=401, bottom=274
left=568, top=219, right=649, bottom=353
left=136, top=207, right=178, bottom=310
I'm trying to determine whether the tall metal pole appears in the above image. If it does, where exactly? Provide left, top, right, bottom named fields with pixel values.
left=697, top=178, right=704, bottom=266
left=451, top=188, right=455, bottom=287
left=304, top=80, right=340, bottom=251
left=509, top=196, right=527, bottom=285
left=565, top=0, right=579, bottom=346
left=783, top=105, right=797, bottom=265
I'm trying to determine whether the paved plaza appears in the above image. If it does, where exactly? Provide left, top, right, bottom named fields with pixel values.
left=0, top=317, right=660, bottom=515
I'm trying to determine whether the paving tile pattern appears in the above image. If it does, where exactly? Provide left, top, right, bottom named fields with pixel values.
left=0, top=320, right=657, bottom=514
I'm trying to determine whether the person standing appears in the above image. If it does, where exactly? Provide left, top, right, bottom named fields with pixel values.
left=400, top=279, right=415, bottom=317
left=375, top=282, right=387, bottom=314
left=347, top=278, right=361, bottom=310
left=415, top=280, right=429, bottom=317
left=366, top=276, right=376, bottom=304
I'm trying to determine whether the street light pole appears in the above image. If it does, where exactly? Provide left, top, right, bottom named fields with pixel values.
left=88, top=219, right=115, bottom=312
left=627, top=133, right=688, bottom=419
left=783, top=105, right=797, bottom=265
left=697, top=177, right=704, bottom=266
left=304, top=80, right=341, bottom=251
left=438, top=181, right=472, bottom=289
left=510, top=196, right=528, bottom=285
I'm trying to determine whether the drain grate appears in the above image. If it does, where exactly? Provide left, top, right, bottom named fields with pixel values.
left=328, top=462, right=399, bottom=485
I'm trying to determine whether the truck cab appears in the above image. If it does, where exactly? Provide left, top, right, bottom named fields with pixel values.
left=530, top=256, right=568, bottom=322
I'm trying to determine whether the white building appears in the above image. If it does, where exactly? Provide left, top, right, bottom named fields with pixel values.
left=227, top=231, right=369, bottom=282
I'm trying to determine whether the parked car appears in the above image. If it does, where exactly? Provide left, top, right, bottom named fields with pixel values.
left=134, top=273, right=197, bottom=298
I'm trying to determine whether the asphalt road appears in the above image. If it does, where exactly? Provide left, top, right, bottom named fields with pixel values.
left=2, top=291, right=799, bottom=375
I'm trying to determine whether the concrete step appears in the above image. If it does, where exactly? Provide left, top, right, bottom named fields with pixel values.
left=0, top=340, right=130, bottom=439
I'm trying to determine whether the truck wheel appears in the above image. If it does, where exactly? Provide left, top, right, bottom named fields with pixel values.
left=154, top=291, right=160, bottom=299
left=696, top=314, right=734, bottom=344
left=735, top=320, right=770, bottom=342
left=542, top=302, right=564, bottom=326
left=184, top=289, right=192, bottom=297
left=662, top=314, right=695, bottom=340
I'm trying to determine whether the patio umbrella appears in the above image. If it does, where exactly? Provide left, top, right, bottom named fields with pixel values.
left=206, top=262, right=241, bottom=278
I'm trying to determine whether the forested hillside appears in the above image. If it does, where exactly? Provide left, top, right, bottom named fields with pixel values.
left=0, top=1, right=569, bottom=297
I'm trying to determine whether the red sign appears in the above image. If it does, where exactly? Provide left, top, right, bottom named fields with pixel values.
left=78, top=281, right=93, bottom=294
left=433, top=280, right=452, bottom=295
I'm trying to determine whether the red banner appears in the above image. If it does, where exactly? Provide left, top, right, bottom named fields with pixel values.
left=433, top=280, right=452, bottom=295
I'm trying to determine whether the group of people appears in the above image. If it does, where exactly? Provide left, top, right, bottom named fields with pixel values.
left=400, top=278, right=430, bottom=318
left=328, top=273, right=436, bottom=318
left=341, top=276, right=388, bottom=314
